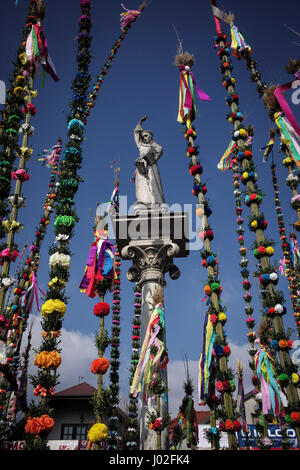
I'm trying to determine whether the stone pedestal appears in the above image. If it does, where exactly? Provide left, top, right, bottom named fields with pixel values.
left=113, top=211, right=189, bottom=450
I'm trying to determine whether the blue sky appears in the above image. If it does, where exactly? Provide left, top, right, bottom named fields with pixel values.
left=1, top=0, right=300, bottom=416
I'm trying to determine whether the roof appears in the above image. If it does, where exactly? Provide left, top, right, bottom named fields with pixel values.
left=53, top=382, right=97, bottom=398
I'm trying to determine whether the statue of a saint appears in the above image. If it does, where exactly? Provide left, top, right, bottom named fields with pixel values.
left=134, top=116, right=166, bottom=212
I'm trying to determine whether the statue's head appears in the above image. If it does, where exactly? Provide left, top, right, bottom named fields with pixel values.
left=141, top=130, right=153, bottom=144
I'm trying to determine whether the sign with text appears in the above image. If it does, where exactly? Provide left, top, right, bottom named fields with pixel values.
left=237, top=424, right=298, bottom=448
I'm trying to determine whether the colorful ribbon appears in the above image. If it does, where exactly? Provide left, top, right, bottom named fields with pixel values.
left=120, top=4, right=141, bottom=31
left=38, top=144, right=61, bottom=167
left=22, top=271, right=46, bottom=314
left=274, top=81, right=300, bottom=137
left=230, top=25, right=252, bottom=55
left=130, top=303, right=168, bottom=402
left=254, top=346, right=281, bottom=416
left=199, top=312, right=216, bottom=403
left=25, top=23, right=59, bottom=82
left=177, top=67, right=210, bottom=125
left=218, top=136, right=252, bottom=171
left=274, top=112, right=300, bottom=166
left=79, top=236, right=115, bottom=298
left=261, top=137, right=275, bottom=163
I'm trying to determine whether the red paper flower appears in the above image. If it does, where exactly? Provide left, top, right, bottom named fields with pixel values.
left=93, top=302, right=110, bottom=317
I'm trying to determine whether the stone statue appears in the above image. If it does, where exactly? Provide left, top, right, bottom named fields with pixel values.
left=134, top=116, right=166, bottom=212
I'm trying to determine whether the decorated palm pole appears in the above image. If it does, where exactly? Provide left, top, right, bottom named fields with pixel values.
left=210, top=7, right=300, bottom=445
left=0, top=0, right=59, bottom=319
left=212, top=4, right=300, bottom=232
left=79, top=203, right=116, bottom=450
left=174, top=49, right=238, bottom=450
left=23, top=0, right=93, bottom=450
left=0, top=139, right=62, bottom=432
left=130, top=289, right=169, bottom=451
left=0, top=0, right=47, bottom=242
left=267, top=148, right=300, bottom=337
left=127, top=283, right=142, bottom=450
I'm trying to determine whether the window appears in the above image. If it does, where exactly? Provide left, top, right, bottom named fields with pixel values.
left=61, top=424, right=89, bottom=440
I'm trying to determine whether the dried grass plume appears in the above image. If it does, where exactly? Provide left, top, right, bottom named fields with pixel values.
left=263, top=85, right=281, bottom=114
left=285, top=57, right=300, bottom=75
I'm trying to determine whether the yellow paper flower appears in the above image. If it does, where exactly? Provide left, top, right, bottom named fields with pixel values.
left=250, top=220, right=257, bottom=229
left=242, top=172, right=249, bottom=180
left=88, top=423, right=108, bottom=443
left=41, top=299, right=66, bottom=318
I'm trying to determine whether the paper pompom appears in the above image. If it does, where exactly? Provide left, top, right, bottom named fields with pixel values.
left=88, top=423, right=108, bottom=442
left=90, top=357, right=110, bottom=375
left=93, top=302, right=110, bottom=317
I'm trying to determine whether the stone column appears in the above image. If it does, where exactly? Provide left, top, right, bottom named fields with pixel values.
left=115, top=211, right=189, bottom=450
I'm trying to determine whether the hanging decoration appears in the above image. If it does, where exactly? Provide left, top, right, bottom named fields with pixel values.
left=261, top=129, right=275, bottom=163
left=211, top=19, right=300, bottom=447
left=209, top=2, right=251, bottom=57
left=174, top=48, right=238, bottom=451
left=254, top=345, right=281, bottom=417
left=175, top=50, right=210, bottom=126
left=79, top=228, right=115, bottom=299
left=22, top=20, right=59, bottom=83
left=130, top=300, right=168, bottom=401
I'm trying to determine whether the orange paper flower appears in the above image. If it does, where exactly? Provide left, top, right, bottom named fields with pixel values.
left=39, top=414, right=55, bottom=432
left=34, top=350, right=61, bottom=370
left=25, top=417, right=43, bottom=435
left=25, top=415, right=54, bottom=435
left=90, top=357, right=110, bottom=375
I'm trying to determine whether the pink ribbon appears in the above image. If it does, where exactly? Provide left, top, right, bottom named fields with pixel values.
left=180, top=69, right=211, bottom=112
left=277, top=258, right=285, bottom=276
left=274, top=80, right=300, bottom=137
left=25, top=272, right=46, bottom=313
